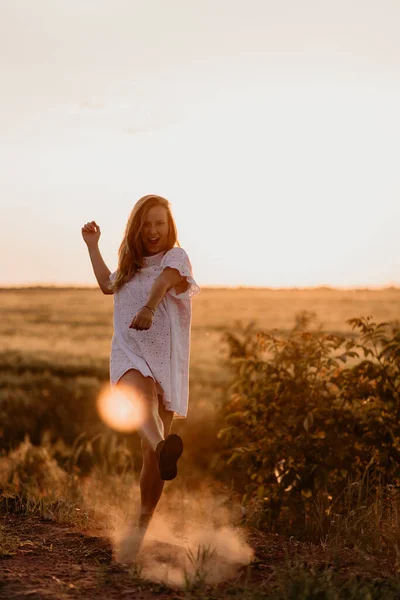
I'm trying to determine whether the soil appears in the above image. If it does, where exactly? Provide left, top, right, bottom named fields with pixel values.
left=1, top=514, right=179, bottom=600
left=0, top=513, right=398, bottom=600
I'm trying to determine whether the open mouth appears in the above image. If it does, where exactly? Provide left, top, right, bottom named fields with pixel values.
left=148, top=238, right=160, bottom=246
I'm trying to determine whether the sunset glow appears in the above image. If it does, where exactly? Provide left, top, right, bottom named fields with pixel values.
left=97, top=384, right=146, bottom=432
left=1, top=1, right=399, bottom=288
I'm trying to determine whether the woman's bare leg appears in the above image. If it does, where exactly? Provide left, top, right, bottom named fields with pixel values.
left=116, top=374, right=174, bottom=563
left=139, top=395, right=174, bottom=517
left=117, top=369, right=164, bottom=452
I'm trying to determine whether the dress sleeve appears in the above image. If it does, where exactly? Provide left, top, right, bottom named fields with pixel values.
left=161, top=248, right=200, bottom=300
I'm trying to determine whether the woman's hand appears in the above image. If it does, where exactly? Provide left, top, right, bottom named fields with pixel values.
left=129, top=307, right=154, bottom=331
left=81, top=221, right=101, bottom=248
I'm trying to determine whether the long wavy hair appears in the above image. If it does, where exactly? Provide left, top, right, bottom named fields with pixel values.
left=110, top=194, right=179, bottom=293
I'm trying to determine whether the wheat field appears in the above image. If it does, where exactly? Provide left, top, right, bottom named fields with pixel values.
left=1, top=285, right=399, bottom=420
left=1, top=287, right=400, bottom=598
left=1, top=286, right=399, bottom=370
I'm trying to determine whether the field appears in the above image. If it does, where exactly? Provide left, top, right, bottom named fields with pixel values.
left=2, top=285, right=400, bottom=391
left=1, top=286, right=400, bottom=599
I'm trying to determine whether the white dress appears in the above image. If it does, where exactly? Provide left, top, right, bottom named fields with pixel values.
left=109, top=247, right=200, bottom=419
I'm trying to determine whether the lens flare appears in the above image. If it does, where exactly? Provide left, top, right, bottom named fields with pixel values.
left=97, top=384, right=146, bottom=432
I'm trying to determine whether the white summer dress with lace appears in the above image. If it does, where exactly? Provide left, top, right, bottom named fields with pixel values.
left=108, top=247, right=200, bottom=419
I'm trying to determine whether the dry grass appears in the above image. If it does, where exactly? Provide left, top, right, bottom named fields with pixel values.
left=1, top=285, right=399, bottom=375
left=1, top=286, right=399, bottom=441
left=1, top=286, right=400, bottom=597
left=2, top=286, right=399, bottom=439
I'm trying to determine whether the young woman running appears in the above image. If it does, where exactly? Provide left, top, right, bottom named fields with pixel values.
left=81, top=194, right=199, bottom=557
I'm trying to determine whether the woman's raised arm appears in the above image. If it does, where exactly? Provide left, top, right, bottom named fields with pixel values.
left=81, top=221, right=113, bottom=294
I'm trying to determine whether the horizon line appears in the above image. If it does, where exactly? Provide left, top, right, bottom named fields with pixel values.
left=1, top=284, right=400, bottom=292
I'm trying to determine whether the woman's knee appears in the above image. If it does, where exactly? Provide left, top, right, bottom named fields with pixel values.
left=118, top=370, right=159, bottom=416
left=118, top=369, right=158, bottom=399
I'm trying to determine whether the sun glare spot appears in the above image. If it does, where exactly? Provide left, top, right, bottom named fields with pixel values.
left=97, top=384, right=146, bottom=432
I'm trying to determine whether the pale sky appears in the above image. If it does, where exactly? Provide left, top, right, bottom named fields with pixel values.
left=1, top=0, right=399, bottom=287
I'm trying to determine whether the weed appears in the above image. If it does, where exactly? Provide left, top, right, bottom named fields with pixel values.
left=183, top=543, right=216, bottom=593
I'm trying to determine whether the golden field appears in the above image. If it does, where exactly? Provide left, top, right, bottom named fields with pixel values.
left=1, top=285, right=399, bottom=439
left=1, top=286, right=399, bottom=426
left=2, top=285, right=399, bottom=375
left=1, top=286, right=400, bottom=598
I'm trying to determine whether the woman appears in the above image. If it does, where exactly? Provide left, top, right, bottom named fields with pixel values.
left=81, top=194, right=199, bottom=558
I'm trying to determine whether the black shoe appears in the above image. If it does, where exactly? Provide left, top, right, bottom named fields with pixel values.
left=156, top=434, right=183, bottom=481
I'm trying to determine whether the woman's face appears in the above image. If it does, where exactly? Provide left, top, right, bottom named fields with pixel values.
left=141, top=204, right=169, bottom=255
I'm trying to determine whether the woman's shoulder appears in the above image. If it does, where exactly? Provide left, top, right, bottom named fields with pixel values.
left=161, top=247, right=190, bottom=263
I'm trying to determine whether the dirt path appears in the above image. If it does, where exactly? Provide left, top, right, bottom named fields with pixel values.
left=0, top=514, right=181, bottom=600
left=1, top=513, right=398, bottom=599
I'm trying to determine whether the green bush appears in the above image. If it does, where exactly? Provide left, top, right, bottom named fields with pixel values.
left=218, top=313, right=400, bottom=536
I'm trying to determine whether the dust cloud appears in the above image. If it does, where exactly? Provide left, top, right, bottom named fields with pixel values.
left=82, top=474, right=254, bottom=588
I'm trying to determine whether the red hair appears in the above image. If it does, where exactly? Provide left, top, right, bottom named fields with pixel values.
left=110, top=195, right=179, bottom=293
